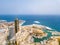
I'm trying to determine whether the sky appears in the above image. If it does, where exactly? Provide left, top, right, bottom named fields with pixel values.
left=0, top=0, right=60, bottom=15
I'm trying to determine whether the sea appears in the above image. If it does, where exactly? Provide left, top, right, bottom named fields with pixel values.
left=0, top=15, right=60, bottom=32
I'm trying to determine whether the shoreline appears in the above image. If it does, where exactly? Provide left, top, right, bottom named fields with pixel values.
left=0, top=20, right=58, bottom=31
left=23, top=24, right=53, bottom=30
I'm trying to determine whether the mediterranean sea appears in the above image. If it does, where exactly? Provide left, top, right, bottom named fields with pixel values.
left=0, top=15, right=60, bottom=32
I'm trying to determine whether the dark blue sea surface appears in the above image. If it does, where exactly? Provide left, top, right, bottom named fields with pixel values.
left=0, top=15, right=60, bottom=31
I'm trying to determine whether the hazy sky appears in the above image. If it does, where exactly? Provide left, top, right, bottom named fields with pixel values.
left=0, top=0, right=60, bottom=15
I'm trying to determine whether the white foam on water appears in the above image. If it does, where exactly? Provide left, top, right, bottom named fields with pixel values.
left=34, top=21, right=40, bottom=23
left=45, top=26, right=52, bottom=30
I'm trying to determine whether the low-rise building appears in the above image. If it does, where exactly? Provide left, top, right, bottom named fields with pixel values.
left=0, top=23, right=9, bottom=45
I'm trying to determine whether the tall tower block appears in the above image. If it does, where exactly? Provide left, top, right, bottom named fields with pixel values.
left=14, top=18, right=19, bottom=45
left=15, top=18, right=19, bottom=33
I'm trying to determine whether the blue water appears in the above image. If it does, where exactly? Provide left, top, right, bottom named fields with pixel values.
left=0, top=15, right=60, bottom=32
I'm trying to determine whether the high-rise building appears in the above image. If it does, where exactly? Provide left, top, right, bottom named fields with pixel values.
left=15, top=18, right=19, bottom=33
left=14, top=18, right=19, bottom=45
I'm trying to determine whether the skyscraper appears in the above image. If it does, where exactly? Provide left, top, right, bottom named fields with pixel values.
left=14, top=18, right=19, bottom=45
left=15, top=18, right=19, bottom=33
